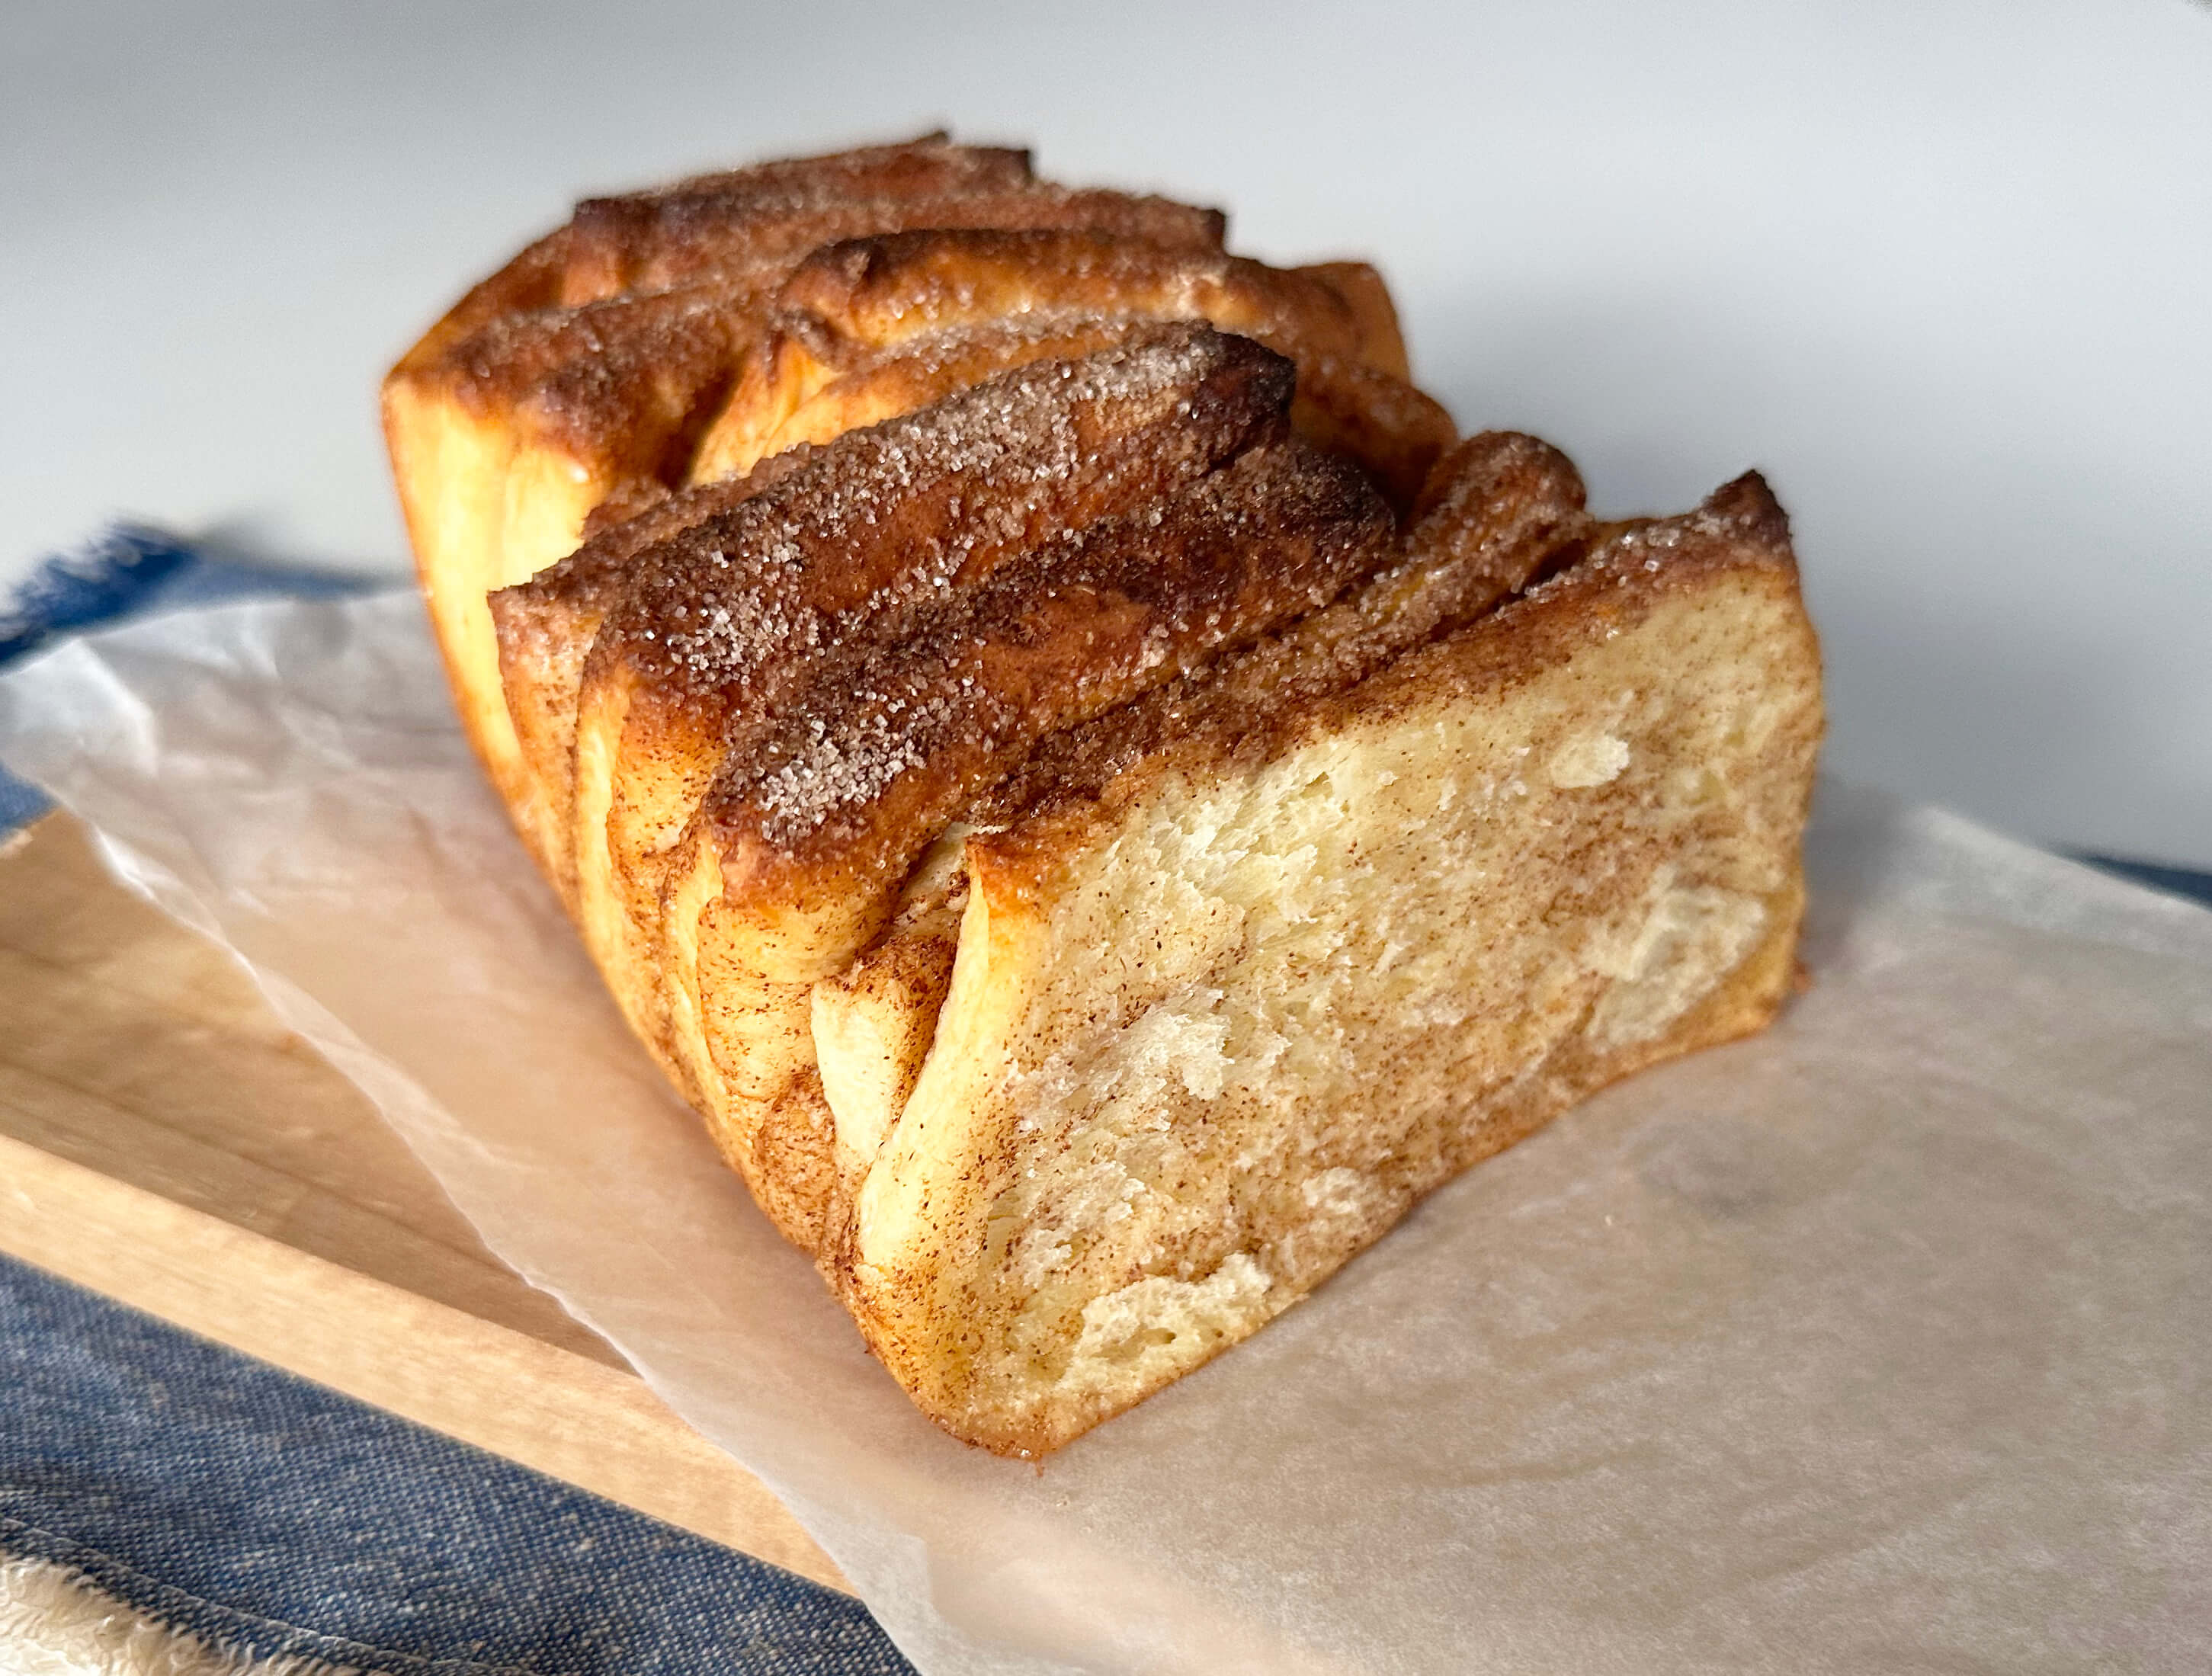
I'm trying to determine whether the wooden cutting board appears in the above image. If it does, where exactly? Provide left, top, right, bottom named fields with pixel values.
left=0, top=811, right=847, bottom=1594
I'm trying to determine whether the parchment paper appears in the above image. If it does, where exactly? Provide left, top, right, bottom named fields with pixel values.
left=2, top=591, right=2207, bottom=1674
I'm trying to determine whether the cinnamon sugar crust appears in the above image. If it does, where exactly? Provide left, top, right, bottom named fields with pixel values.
left=975, top=430, right=1593, bottom=825
left=569, top=185, right=1229, bottom=306
left=556, top=328, right=1302, bottom=1088
left=393, top=152, right=1232, bottom=501
left=389, top=229, right=572, bottom=377
left=560, top=133, right=1225, bottom=304
left=601, top=326, right=1294, bottom=704
left=688, top=314, right=1157, bottom=486
left=489, top=451, right=820, bottom=899
left=976, top=467, right=1801, bottom=881
left=561, top=134, right=1037, bottom=303
left=702, top=439, right=1393, bottom=978
left=505, top=446, right=819, bottom=634
left=677, top=226, right=1433, bottom=506
left=1290, top=261, right=1412, bottom=381
left=621, top=135, right=1033, bottom=203
left=691, top=306, right=1444, bottom=509
left=431, top=280, right=768, bottom=478
left=776, top=228, right=1362, bottom=362
left=751, top=229, right=1441, bottom=506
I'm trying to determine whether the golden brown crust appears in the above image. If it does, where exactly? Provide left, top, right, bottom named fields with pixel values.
left=702, top=438, right=1395, bottom=979
left=745, top=1068, right=842, bottom=1255
left=389, top=229, right=573, bottom=378
left=974, top=430, right=1592, bottom=825
left=482, top=174, right=1238, bottom=469
left=561, top=134, right=1037, bottom=303
left=490, top=456, right=817, bottom=902
left=383, top=140, right=1310, bottom=899
left=388, top=146, right=1233, bottom=526
left=974, top=468, right=1802, bottom=889
left=601, top=325, right=1294, bottom=707
left=689, top=314, right=1156, bottom=485
left=422, top=280, right=765, bottom=476
left=776, top=228, right=1360, bottom=360
left=498, top=325, right=1293, bottom=899
left=1292, top=260, right=1413, bottom=380
left=681, top=227, right=1447, bottom=507
left=561, top=134, right=1223, bottom=304
left=1278, top=353, right=1455, bottom=512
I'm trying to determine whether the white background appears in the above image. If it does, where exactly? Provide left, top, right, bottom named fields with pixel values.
left=5, top=0, right=2208, bottom=864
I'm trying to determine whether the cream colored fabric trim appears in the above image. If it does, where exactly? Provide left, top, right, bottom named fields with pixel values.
left=0, top=1556, right=375, bottom=1676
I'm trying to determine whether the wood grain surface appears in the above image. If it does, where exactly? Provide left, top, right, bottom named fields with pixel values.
left=0, top=812, right=848, bottom=1594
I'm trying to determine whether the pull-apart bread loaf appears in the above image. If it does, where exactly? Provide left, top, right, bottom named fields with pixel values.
left=384, top=136, right=1822, bottom=1456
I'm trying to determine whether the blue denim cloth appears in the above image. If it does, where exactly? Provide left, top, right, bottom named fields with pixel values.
left=0, top=530, right=914, bottom=1673
left=0, top=1255, right=910, bottom=1674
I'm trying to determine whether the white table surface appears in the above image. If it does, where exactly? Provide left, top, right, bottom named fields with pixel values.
left=5, top=0, right=2208, bottom=866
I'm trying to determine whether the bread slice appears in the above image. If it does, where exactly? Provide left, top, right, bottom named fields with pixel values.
left=819, top=473, right=1820, bottom=1454
left=383, top=140, right=1823, bottom=1455
left=694, top=226, right=1446, bottom=505
left=508, top=328, right=1323, bottom=1111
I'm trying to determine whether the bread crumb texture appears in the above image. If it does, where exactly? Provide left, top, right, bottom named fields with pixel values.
left=843, top=559, right=1819, bottom=1454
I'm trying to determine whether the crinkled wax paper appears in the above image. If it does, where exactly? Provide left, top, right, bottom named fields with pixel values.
left=2, top=591, right=2207, bottom=1674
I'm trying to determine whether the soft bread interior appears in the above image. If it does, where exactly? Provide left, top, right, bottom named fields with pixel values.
left=829, top=541, right=1822, bottom=1455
